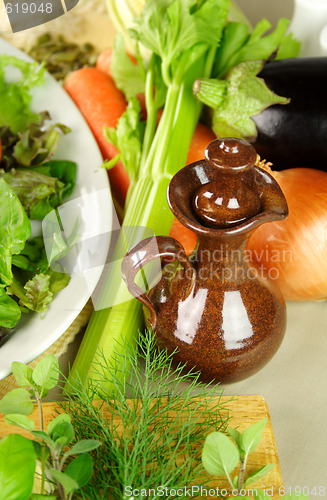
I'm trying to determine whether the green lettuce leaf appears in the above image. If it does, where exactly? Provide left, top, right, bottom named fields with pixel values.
left=0, top=168, right=65, bottom=219
left=35, top=159, right=77, bottom=199
left=12, top=236, right=49, bottom=273
left=0, top=287, right=21, bottom=328
left=0, top=112, right=70, bottom=170
left=0, top=55, right=45, bottom=133
left=0, top=179, right=31, bottom=285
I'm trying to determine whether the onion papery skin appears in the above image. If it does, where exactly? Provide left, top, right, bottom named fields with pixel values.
left=247, top=168, right=327, bottom=301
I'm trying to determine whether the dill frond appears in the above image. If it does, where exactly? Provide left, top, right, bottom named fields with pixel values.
left=62, top=330, right=231, bottom=499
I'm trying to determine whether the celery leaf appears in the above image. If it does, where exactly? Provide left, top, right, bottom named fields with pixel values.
left=129, top=0, right=229, bottom=73
left=110, top=33, right=145, bottom=99
left=104, top=97, right=145, bottom=182
left=213, top=18, right=301, bottom=78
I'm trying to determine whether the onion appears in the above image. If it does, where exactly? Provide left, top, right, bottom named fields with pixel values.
left=247, top=166, right=327, bottom=301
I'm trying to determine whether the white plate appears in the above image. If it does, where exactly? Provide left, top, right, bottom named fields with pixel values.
left=0, top=38, right=113, bottom=380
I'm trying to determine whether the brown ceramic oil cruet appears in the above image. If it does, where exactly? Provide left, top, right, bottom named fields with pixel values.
left=121, top=138, right=289, bottom=383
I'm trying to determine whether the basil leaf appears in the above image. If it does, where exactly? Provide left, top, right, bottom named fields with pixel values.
left=4, top=413, right=35, bottom=432
left=32, top=353, right=59, bottom=392
left=65, top=454, right=93, bottom=488
left=11, top=361, right=34, bottom=388
left=202, top=431, right=239, bottom=476
left=0, top=434, right=36, bottom=500
left=240, top=418, right=268, bottom=457
left=0, top=388, right=33, bottom=416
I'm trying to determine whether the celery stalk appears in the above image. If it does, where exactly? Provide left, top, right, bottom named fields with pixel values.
left=68, top=0, right=230, bottom=391
left=69, top=63, right=204, bottom=389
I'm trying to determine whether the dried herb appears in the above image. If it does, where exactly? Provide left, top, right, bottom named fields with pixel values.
left=27, top=33, right=98, bottom=82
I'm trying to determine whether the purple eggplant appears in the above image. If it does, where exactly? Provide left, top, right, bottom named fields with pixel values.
left=252, top=57, right=327, bottom=171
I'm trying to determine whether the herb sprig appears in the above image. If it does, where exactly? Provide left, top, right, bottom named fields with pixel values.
left=62, top=329, right=230, bottom=498
left=202, top=419, right=308, bottom=500
left=0, top=354, right=101, bottom=499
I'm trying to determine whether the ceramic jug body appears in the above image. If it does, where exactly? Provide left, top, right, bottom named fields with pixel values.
left=122, top=138, right=288, bottom=383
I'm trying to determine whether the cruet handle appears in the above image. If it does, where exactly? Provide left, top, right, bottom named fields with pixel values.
left=121, top=235, right=195, bottom=328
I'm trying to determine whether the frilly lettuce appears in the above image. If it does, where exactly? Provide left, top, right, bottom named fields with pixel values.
left=0, top=56, right=45, bottom=133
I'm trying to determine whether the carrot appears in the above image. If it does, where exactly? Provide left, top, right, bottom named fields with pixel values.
left=64, top=67, right=130, bottom=206
left=96, top=47, right=137, bottom=75
left=169, top=122, right=215, bottom=254
left=186, top=120, right=216, bottom=165
left=96, top=47, right=147, bottom=120
left=64, top=63, right=214, bottom=247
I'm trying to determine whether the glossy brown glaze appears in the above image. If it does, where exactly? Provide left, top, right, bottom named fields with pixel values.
left=122, top=138, right=288, bottom=383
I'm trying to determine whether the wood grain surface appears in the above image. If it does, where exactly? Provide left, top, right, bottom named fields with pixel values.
left=0, top=395, right=283, bottom=498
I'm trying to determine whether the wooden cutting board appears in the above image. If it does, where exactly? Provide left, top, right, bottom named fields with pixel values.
left=0, top=395, right=283, bottom=498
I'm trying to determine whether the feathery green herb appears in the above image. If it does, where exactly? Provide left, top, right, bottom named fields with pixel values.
left=63, top=330, right=230, bottom=499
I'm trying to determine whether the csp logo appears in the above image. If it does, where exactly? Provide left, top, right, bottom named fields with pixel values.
left=4, top=0, right=79, bottom=33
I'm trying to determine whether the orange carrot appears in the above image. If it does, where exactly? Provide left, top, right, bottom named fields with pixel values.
left=64, top=67, right=130, bottom=206
left=186, top=121, right=216, bottom=164
left=96, top=47, right=147, bottom=121
left=169, top=122, right=215, bottom=254
left=95, top=47, right=114, bottom=75
left=64, top=63, right=214, bottom=247
left=96, top=47, right=137, bottom=76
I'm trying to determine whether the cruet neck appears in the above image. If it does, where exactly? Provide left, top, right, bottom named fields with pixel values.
left=167, top=137, right=288, bottom=241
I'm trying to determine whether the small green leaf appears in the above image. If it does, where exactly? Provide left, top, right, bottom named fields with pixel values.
left=244, top=464, right=275, bottom=486
left=31, top=430, right=55, bottom=448
left=228, top=428, right=244, bottom=452
left=4, top=413, right=35, bottom=431
left=49, top=468, right=79, bottom=495
left=202, top=431, right=240, bottom=476
left=52, top=421, right=75, bottom=447
left=65, top=454, right=93, bottom=488
left=11, top=362, right=34, bottom=388
left=233, top=475, right=239, bottom=488
left=66, top=439, right=101, bottom=456
left=241, top=418, right=268, bottom=458
left=32, top=354, right=59, bottom=392
left=0, top=434, right=36, bottom=500
left=32, top=441, right=50, bottom=461
left=47, top=413, right=72, bottom=437
left=0, top=388, right=33, bottom=416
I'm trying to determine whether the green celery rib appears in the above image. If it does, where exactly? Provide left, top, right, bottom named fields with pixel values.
left=68, top=56, right=208, bottom=392
left=69, top=176, right=174, bottom=390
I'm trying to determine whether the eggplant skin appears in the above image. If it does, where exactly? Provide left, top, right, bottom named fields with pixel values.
left=252, top=57, right=327, bottom=171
